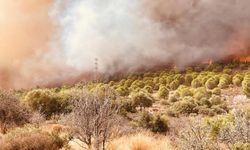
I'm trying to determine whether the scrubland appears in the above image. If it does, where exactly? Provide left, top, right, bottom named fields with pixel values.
left=1, top=61, right=250, bottom=150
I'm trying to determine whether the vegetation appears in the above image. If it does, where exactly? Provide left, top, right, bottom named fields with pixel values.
left=132, top=92, right=154, bottom=110
left=0, top=61, right=250, bottom=149
left=69, top=89, right=118, bottom=150
left=0, top=92, right=30, bottom=133
left=0, top=125, right=68, bottom=150
left=139, top=111, right=169, bottom=133
left=24, top=89, right=69, bottom=118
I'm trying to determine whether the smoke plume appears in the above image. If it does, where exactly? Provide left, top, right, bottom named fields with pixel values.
left=1, top=0, right=250, bottom=89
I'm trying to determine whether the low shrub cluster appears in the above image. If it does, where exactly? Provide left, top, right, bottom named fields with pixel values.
left=0, top=92, right=30, bottom=133
left=24, top=89, right=70, bottom=118
left=178, top=110, right=250, bottom=150
left=242, top=74, right=250, bottom=98
left=131, top=92, right=154, bottom=110
left=139, top=111, right=169, bottom=133
left=168, top=86, right=228, bottom=116
left=0, top=126, right=68, bottom=150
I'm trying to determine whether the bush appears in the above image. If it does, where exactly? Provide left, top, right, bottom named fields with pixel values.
left=212, top=88, right=221, bottom=95
left=119, top=99, right=137, bottom=115
left=24, top=89, right=68, bottom=118
left=0, top=126, right=66, bottom=150
left=209, top=95, right=222, bottom=105
left=218, top=74, right=232, bottom=89
left=191, top=78, right=202, bottom=88
left=193, top=87, right=211, bottom=101
left=223, top=68, right=233, bottom=74
left=0, top=92, right=30, bottom=133
left=196, top=98, right=211, bottom=108
left=115, top=86, right=129, bottom=96
left=178, top=86, right=193, bottom=97
left=144, top=85, right=153, bottom=93
left=169, top=80, right=180, bottom=90
left=151, top=115, right=169, bottom=133
left=157, top=86, right=169, bottom=99
left=175, top=74, right=185, bottom=85
left=170, top=97, right=197, bottom=114
left=168, top=91, right=181, bottom=103
left=242, top=75, right=250, bottom=98
left=232, top=74, right=243, bottom=87
left=132, top=92, right=154, bottom=110
left=205, top=77, right=219, bottom=90
left=185, top=74, right=194, bottom=86
left=139, top=112, right=169, bottom=133
left=139, top=111, right=154, bottom=129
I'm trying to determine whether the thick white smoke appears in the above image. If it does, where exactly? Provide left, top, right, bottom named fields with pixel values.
left=56, top=0, right=170, bottom=73
left=55, top=0, right=250, bottom=74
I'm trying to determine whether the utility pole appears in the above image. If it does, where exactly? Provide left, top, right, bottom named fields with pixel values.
left=94, top=58, right=99, bottom=82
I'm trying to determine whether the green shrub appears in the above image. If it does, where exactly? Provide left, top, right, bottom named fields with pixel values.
left=202, top=75, right=212, bottom=85
left=175, top=74, right=185, bottom=85
left=139, top=112, right=169, bottom=133
left=211, top=105, right=227, bottom=114
left=205, top=77, right=219, bottom=90
left=159, top=78, right=166, bottom=85
left=196, top=105, right=214, bottom=116
left=151, top=115, right=169, bottom=133
left=132, top=92, right=154, bottom=110
left=196, top=98, right=211, bottom=107
left=233, top=74, right=243, bottom=87
left=119, top=99, right=137, bottom=115
left=115, top=86, right=129, bottom=96
left=178, top=86, right=193, bottom=97
left=242, top=75, right=250, bottom=98
left=218, top=74, right=232, bottom=89
left=209, top=95, right=222, bottom=105
left=191, top=78, right=202, bottom=88
left=144, top=85, right=153, bottom=93
left=139, top=111, right=153, bottom=129
left=218, top=79, right=229, bottom=89
left=223, top=68, right=233, bottom=74
left=131, top=80, right=145, bottom=88
left=24, top=89, right=68, bottom=118
left=168, top=91, right=181, bottom=103
left=184, top=74, right=194, bottom=86
left=171, top=97, right=197, bottom=114
left=233, top=143, right=250, bottom=150
left=212, top=88, right=221, bottom=95
left=170, top=80, right=180, bottom=90
left=153, top=84, right=160, bottom=91
left=213, top=65, right=223, bottom=72
left=193, top=87, right=211, bottom=101
left=124, top=79, right=133, bottom=87
left=157, top=86, right=169, bottom=99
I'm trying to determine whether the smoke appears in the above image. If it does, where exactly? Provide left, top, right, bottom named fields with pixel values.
left=1, top=0, right=250, bottom=89
left=58, top=0, right=250, bottom=71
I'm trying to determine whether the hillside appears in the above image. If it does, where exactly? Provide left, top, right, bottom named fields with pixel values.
left=1, top=61, right=250, bottom=150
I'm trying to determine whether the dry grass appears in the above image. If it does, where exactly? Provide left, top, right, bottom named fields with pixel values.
left=0, top=132, right=60, bottom=150
left=107, top=132, right=174, bottom=150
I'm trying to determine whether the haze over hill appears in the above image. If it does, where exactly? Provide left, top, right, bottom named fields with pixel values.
left=1, top=0, right=250, bottom=89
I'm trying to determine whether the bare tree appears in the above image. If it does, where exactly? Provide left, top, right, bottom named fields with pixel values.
left=70, top=89, right=119, bottom=150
